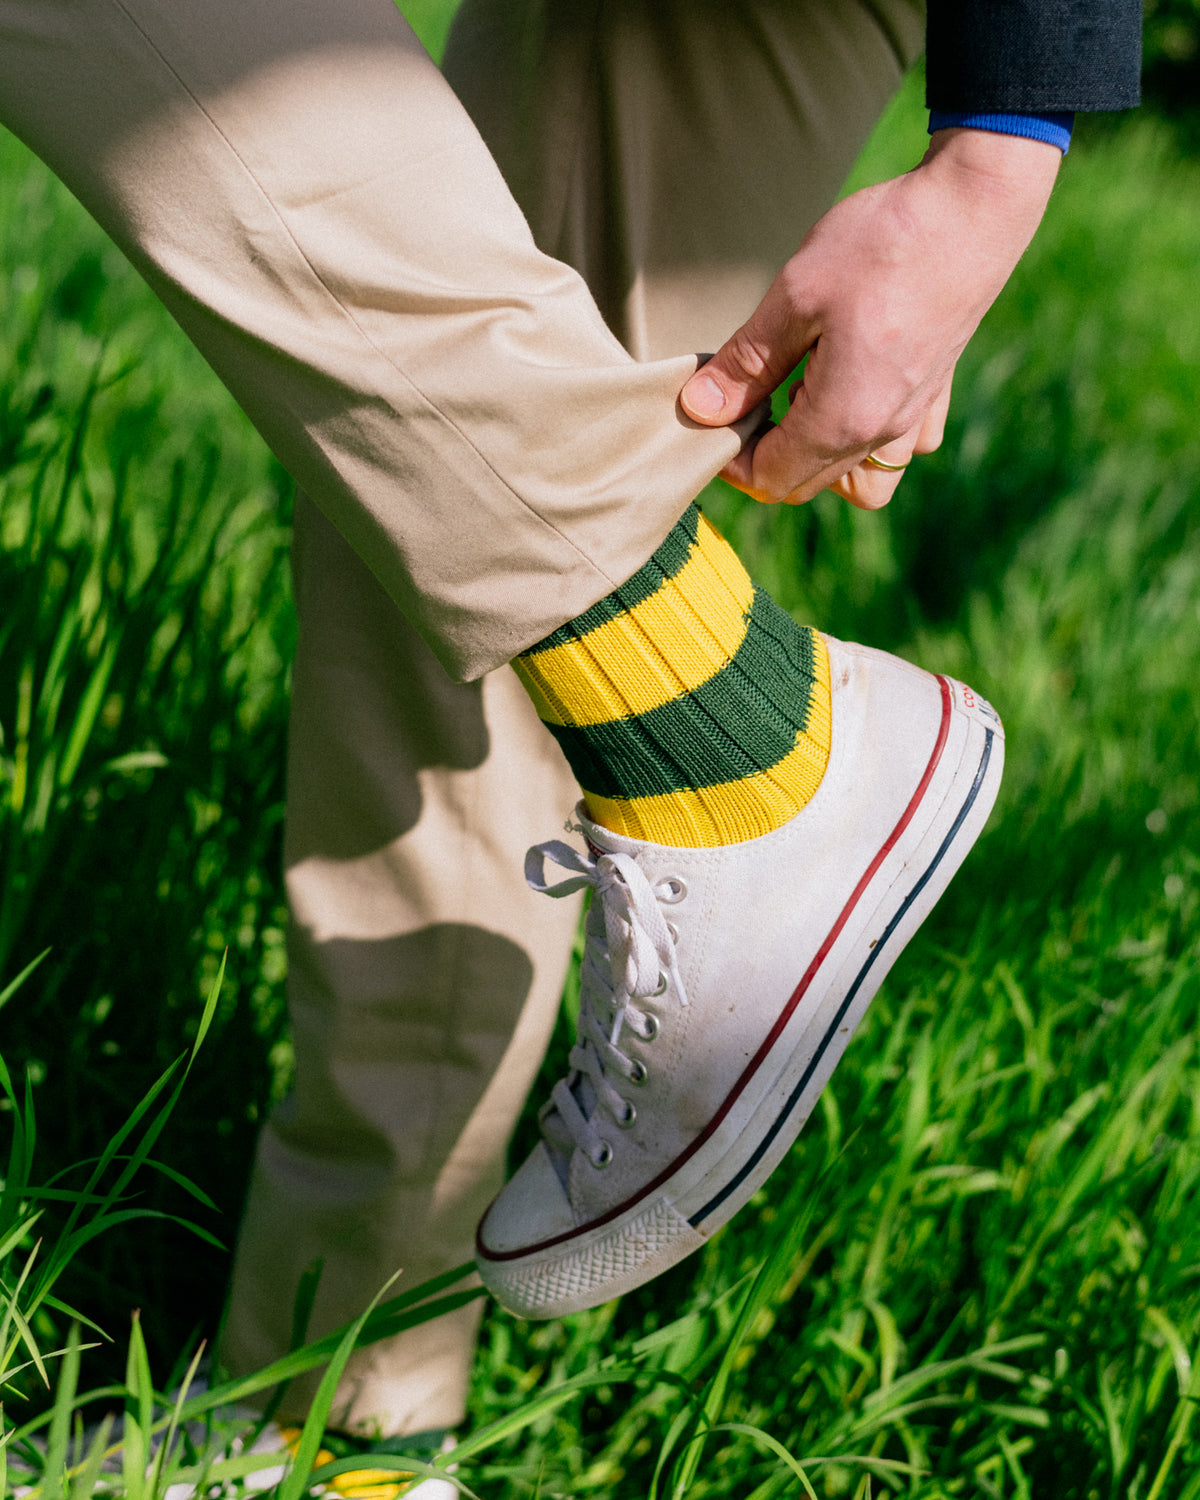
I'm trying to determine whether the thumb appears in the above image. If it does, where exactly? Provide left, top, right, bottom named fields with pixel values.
left=681, top=286, right=814, bottom=426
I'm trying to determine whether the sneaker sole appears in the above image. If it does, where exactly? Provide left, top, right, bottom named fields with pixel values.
left=477, top=673, right=1003, bottom=1317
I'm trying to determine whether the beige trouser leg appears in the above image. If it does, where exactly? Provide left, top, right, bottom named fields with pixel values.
left=0, top=0, right=751, bottom=682
left=224, top=496, right=583, bottom=1433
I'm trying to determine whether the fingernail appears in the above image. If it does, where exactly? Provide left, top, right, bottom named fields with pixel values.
left=683, top=374, right=726, bottom=419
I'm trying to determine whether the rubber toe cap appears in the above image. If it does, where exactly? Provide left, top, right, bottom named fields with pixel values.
left=477, top=1141, right=577, bottom=1256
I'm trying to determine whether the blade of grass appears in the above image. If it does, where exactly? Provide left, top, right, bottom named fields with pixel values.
left=0, top=949, right=48, bottom=1016
left=35, top=1301, right=105, bottom=1342
left=19, top=1072, right=36, bottom=1210
left=145, top=1339, right=204, bottom=1500
left=1145, top=1348, right=1200, bottom=1500
left=0, top=1243, right=50, bottom=1391
left=170, top=1286, right=483, bottom=1436
left=9, top=1386, right=127, bottom=1450
left=54, top=1208, right=224, bottom=1264
left=66, top=1414, right=112, bottom=1500
left=45, top=1063, right=183, bottom=1259
left=276, top=1271, right=404, bottom=1500
left=122, top=1311, right=155, bottom=1500
left=0, top=1343, right=99, bottom=1400
left=0, top=1064, right=37, bottom=1250
left=56, top=633, right=120, bottom=792
left=40, top=1324, right=82, bottom=1500
left=85, top=952, right=226, bottom=1218
left=0, top=1203, right=40, bottom=1265
left=34, top=955, right=227, bottom=1314
left=669, top=1157, right=827, bottom=1496
left=257, top=1256, right=324, bottom=1432
left=33, top=604, right=80, bottom=746
left=674, top=1422, right=822, bottom=1500
left=449, top=1363, right=696, bottom=1470
left=186, top=949, right=225, bottom=1065
left=32, top=1157, right=219, bottom=1214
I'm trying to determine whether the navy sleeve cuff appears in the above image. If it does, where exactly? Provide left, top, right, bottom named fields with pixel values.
left=928, top=110, right=1075, bottom=154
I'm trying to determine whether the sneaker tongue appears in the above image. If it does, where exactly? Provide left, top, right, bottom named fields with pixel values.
left=576, top=806, right=627, bottom=857
left=541, top=1100, right=579, bottom=1186
left=578, top=803, right=677, bottom=858
left=542, top=1066, right=598, bottom=1186
left=542, top=894, right=607, bottom=1183
left=570, top=1070, right=597, bottom=1120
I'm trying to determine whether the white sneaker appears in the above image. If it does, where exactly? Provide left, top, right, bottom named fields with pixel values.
left=476, top=637, right=1004, bottom=1319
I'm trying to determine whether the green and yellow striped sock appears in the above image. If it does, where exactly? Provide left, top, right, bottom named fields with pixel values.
left=514, top=504, right=831, bottom=848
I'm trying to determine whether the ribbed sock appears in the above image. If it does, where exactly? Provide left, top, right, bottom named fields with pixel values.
left=514, top=504, right=831, bottom=848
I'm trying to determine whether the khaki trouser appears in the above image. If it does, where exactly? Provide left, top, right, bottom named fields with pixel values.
left=0, top=0, right=921, bottom=1434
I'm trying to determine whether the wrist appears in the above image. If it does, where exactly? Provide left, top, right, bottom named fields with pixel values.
left=920, top=126, right=1061, bottom=221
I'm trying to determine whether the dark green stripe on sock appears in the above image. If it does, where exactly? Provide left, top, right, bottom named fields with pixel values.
left=528, top=504, right=702, bottom=653
left=543, top=591, right=818, bottom=800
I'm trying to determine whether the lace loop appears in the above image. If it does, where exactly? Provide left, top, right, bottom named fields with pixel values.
left=525, top=839, right=596, bottom=898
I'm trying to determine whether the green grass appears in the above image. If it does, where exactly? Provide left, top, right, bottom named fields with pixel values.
left=3, top=31, right=1200, bottom=1500
left=0, top=119, right=296, bottom=1383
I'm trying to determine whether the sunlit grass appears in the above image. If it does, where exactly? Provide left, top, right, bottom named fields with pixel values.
left=2, top=31, right=1200, bottom=1500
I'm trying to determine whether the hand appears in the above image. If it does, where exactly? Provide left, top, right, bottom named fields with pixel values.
left=680, top=128, right=1062, bottom=507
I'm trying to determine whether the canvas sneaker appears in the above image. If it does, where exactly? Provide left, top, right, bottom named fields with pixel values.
left=476, top=635, right=1004, bottom=1318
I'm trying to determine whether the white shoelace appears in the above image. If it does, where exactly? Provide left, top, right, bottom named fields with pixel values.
left=526, top=837, right=689, bottom=1169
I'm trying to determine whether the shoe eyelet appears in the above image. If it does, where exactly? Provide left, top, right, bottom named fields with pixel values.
left=651, top=971, right=668, bottom=997
left=629, top=1060, right=648, bottom=1086
left=657, top=876, right=687, bottom=905
left=642, top=1014, right=659, bottom=1042
left=592, top=1141, right=614, bottom=1168
left=666, top=920, right=679, bottom=943
left=617, top=1101, right=637, bottom=1129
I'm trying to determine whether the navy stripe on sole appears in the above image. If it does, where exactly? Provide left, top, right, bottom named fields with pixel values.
left=688, top=726, right=995, bottom=1229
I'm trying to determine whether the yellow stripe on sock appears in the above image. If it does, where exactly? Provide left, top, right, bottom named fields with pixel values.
left=582, top=638, right=833, bottom=848
left=515, top=514, right=754, bottom=727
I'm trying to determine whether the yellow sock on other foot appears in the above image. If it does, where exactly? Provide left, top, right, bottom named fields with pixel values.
left=515, top=504, right=831, bottom=847
left=278, top=1427, right=427, bottom=1500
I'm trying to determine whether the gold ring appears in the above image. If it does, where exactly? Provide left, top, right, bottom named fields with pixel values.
left=863, top=452, right=911, bottom=473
